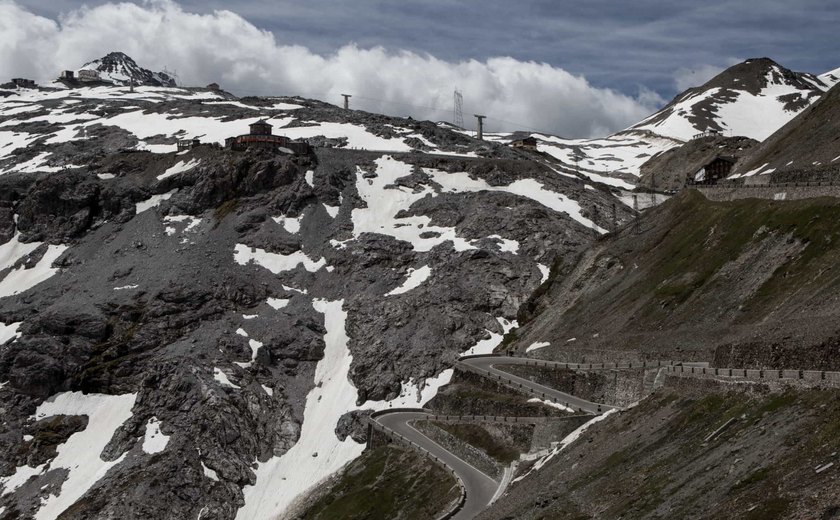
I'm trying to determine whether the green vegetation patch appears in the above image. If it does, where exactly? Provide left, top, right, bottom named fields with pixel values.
left=430, top=422, right=531, bottom=464
left=426, top=370, right=571, bottom=417
left=301, top=446, right=459, bottom=520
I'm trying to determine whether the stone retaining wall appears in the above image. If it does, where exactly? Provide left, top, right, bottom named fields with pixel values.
left=665, top=365, right=840, bottom=387
left=696, top=184, right=840, bottom=202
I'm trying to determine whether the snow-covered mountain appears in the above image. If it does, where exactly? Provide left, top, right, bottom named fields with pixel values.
left=0, top=55, right=630, bottom=519
left=819, top=66, right=840, bottom=86
left=78, top=52, right=177, bottom=87
left=731, top=80, right=840, bottom=179
left=501, top=58, right=839, bottom=187
left=630, top=58, right=831, bottom=142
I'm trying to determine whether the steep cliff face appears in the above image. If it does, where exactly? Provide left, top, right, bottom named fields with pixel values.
left=0, top=73, right=633, bottom=518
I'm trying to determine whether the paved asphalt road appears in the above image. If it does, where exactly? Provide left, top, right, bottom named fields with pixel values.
left=374, top=410, right=500, bottom=520
left=372, top=356, right=620, bottom=518
left=373, top=356, right=713, bottom=518
left=458, top=356, right=617, bottom=414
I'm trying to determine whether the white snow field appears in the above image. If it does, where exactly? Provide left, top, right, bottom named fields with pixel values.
left=533, top=131, right=680, bottom=183
left=213, top=367, right=241, bottom=389
left=0, top=232, right=42, bottom=272
left=349, top=156, right=474, bottom=251
left=0, top=392, right=137, bottom=520
left=272, top=215, right=304, bottom=234
left=427, top=166, right=605, bottom=232
left=0, top=321, right=21, bottom=344
left=142, top=417, right=170, bottom=454
left=460, top=317, right=517, bottom=357
left=231, top=327, right=264, bottom=369
left=0, top=243, right=67, bottom=298
left=386, top=265, right=432, bottom=296
left=349, top=155, right=603, bottom=254
left=135, top=189, right=177, bottom=214
left=266, top=297, right=290, bottom=310
left=233, top=244, right=327, bottom=274
left=158, top=158, right=201, bottom=180
left=525, top=341, right=550, bottom=353
left=0, top=83, right=456, bottom=175
left=236, top=299, right=515, bottom=519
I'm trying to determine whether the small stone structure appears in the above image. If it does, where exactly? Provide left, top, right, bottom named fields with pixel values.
left=60, top=70, right=75, bottom=80
left=78, top=69, right=101, bottom=82
left=511, top=136, right=538, bottom=150
left=207, top=82, right=220, bottom=91
left=225, top=120, right=311, bottom=155
left=177, top=138, right=202, bottom=151
left=692, top=156, right=736, bottom=184
left=11, top=78, right=36, bottom=88
left=692, top=129, right=723, bottom=140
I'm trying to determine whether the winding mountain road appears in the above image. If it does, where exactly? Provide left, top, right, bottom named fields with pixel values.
left=374, top=410, right=500, bottom=519
left=370, top=355, right=617, bottom=519
left=457, top=356, right=618, bottom=414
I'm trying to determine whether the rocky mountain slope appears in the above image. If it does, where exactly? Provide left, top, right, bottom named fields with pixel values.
left=0, top=54, right=632, bottom=519
left=501, top=58, right=839, bottom=188
left=512, top=190, right=840, bottom=368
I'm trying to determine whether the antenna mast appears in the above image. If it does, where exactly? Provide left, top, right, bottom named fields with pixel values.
left=453, top=90, right=464, bottom=128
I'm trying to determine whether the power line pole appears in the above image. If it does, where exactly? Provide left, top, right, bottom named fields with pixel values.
left=341, top=94, right=351, bottom=110
left=474, top=114, right=486, bottom=140
left=453, top=90, right=464, bottom=128
left=651, top=173, right=656, bottom=207
left=633, top=194, right=640, bottom=235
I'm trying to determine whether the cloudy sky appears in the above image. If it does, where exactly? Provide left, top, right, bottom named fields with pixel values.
left=3, top=0, right=839, bottom=137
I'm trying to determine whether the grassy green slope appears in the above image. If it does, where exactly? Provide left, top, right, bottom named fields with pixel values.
left=300, top=446, right=459, bottom=520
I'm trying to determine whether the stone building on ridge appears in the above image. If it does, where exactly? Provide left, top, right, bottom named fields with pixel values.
left=225, top=120, right=311, bottom=155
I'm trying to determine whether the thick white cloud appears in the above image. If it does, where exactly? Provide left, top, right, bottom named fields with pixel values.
left=0, top=0, right=660, bottom=137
